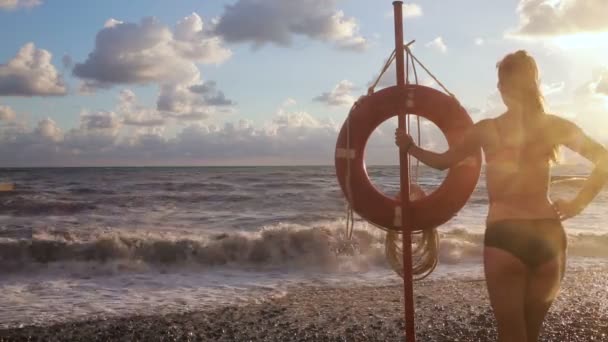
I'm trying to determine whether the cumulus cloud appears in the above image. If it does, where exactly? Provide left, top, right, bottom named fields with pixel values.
left=118, top=89, right=166, bottom=127
left=425, top=37, right=447, bottom=53
left=35, top=118, right=62, bottom=142
left=0, top=105, right=16, bottom=121
left=0, top=0, right=41, bottom=10
left=176, top=108, right=339, bottom=163
left=74, top=17, right=195, bottom=87
left=513, top=0, right=608, bottom=37
left=157, top=83, right=210, bottom=121
left=0, top=43, right=67, bottom=96
left=79, top=110, right=121, bottom=133
left=313, top=80, right=356, bottom=107
left=188, top=81, right=235, bottom=106
left=73, top=14, right=233, bottom=120
left=73, top=14, right=231, bottom=88
left=214, top=0, right=367, bottom=51
left=156, top=79, right=235, bottom=120
left=173, top=12, right=233, bottom=64
left=0, top=98, right=351, bottom=165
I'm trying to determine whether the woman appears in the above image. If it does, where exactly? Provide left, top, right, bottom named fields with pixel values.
left=395, top=50, right=608, bottom=342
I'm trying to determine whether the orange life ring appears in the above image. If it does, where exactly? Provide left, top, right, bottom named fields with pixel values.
left=335, top=85, right=482, bottom=232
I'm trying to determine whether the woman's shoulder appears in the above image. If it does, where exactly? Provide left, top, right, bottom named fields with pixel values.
left=542, top=114, right=580, bottom=133
left=473, top=113, right=506, bottom=130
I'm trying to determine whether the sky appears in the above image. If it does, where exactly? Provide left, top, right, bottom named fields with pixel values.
left=0, top=0, right=607, bottom=166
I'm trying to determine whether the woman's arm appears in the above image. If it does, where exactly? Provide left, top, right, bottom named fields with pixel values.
left=550, top=116, right=608, bottom=219
left=395, top=121, right=484, bottom=171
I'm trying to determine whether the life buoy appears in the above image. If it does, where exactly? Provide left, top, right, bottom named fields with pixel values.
left=335, top=85, right=482, bottom=232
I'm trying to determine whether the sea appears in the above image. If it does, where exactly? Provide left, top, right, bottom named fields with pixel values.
left=0, top=165, right=606, bottom=328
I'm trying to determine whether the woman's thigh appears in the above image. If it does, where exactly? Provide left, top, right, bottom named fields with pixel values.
left=484, top=247, right=528, bottom=341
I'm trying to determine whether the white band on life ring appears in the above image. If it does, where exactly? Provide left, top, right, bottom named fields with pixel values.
left=336, top=148, right=356, bottom=159
left=394, top=206, right=402, bottom=227
left=406, top=91, right=415, bottom=109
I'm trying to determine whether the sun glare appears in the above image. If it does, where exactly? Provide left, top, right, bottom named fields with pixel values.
left=600, top=95, right=608, bottom=110
left=552, top=32, right=608, bottom=50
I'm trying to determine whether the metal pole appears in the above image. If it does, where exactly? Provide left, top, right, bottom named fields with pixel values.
left=393, top=1, right=416, bottom=342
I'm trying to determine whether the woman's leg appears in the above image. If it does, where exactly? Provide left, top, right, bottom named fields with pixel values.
left=484, top=247, right=528, bottom=342
left=524, top=257, right=563, bottom=342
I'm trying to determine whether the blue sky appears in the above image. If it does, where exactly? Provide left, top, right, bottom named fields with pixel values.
left=0, top=0, right=607, bottom=166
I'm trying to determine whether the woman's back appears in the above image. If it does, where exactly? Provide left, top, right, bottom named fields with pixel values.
left=479, top=113, right=558, bottom=223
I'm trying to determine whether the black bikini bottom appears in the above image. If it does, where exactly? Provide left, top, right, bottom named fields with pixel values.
left=484, top=219, right=566, bottom=269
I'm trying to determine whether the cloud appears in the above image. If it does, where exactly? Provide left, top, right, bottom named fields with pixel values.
left=73, top=14, right=233, bottom=120
left=35, top=118, right=62, bottom=142
left=0, top=0, right=41, bottom=10
left=546, top=71, right=608, bottom=161
left=0, top=105, right=16, bottom=121
left=313, top=80, right=356, bottom=107
left=173, top=12, right=233, bottom=64
left=368, top=60, right=437, bottom=91
left=214, top=0, right=367, bottom=51
left=156, top=79, right=235, bottom=120
left=175, top=108, right=339, bottom=163
left=385, top=3, right=422, bottom=19
left=157, top=83, right=210, bottom=121
left=0, top=98, right=347, bottom=166
left=282, top=98, right=297, bottom=107
left=541, top=81, right=566, bottom=96
left=513, top=0, right=608, bottom=37
left=79, top=110, right=121, bottom=133
left=0, top=43, right=67, bottom=96
left=73, top=14, right=231, bottom=88
left=474, top=38, right=484, bottom=46
left=403, top=3, right=423, bottom=18
left=425, top=37, right=447, bottom=53
left=595, top=70, right=608, bottom=96
left=118, top=89, right=166, bottom=127
left=189, top=81, right=235, bottom=106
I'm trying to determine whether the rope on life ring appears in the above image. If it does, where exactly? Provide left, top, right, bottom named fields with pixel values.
left=385, top=183, right=439, bottom=280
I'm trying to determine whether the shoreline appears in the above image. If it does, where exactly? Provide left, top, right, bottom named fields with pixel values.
left=1, top=270, right=607, bottom=341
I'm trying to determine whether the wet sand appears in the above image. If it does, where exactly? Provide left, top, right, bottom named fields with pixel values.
left=1, top=269, right=607, bottom=341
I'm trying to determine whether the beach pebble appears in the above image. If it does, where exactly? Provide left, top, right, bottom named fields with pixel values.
left=1, top=270, right=607, bottom=341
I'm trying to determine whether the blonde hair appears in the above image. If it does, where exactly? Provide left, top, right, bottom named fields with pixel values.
left=497, top=50, right=558, bottom=161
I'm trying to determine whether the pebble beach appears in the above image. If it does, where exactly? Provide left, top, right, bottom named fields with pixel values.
left=2, top=268, right=607, bottom=342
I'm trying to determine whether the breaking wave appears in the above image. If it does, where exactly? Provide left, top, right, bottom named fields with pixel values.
left=0, top=223, right=387, bottom=274
left=2, top=222, right=608, bottom=276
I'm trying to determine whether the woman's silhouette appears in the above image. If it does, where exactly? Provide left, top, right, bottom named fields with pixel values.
left=395, top=50, right=608, bottom=342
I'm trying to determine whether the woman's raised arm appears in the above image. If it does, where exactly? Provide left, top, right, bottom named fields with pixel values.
left=395, top=121, right=485, bottom=171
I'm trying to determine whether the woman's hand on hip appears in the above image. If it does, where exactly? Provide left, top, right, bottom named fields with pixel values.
left=553, top=198, right=584, bottom=221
